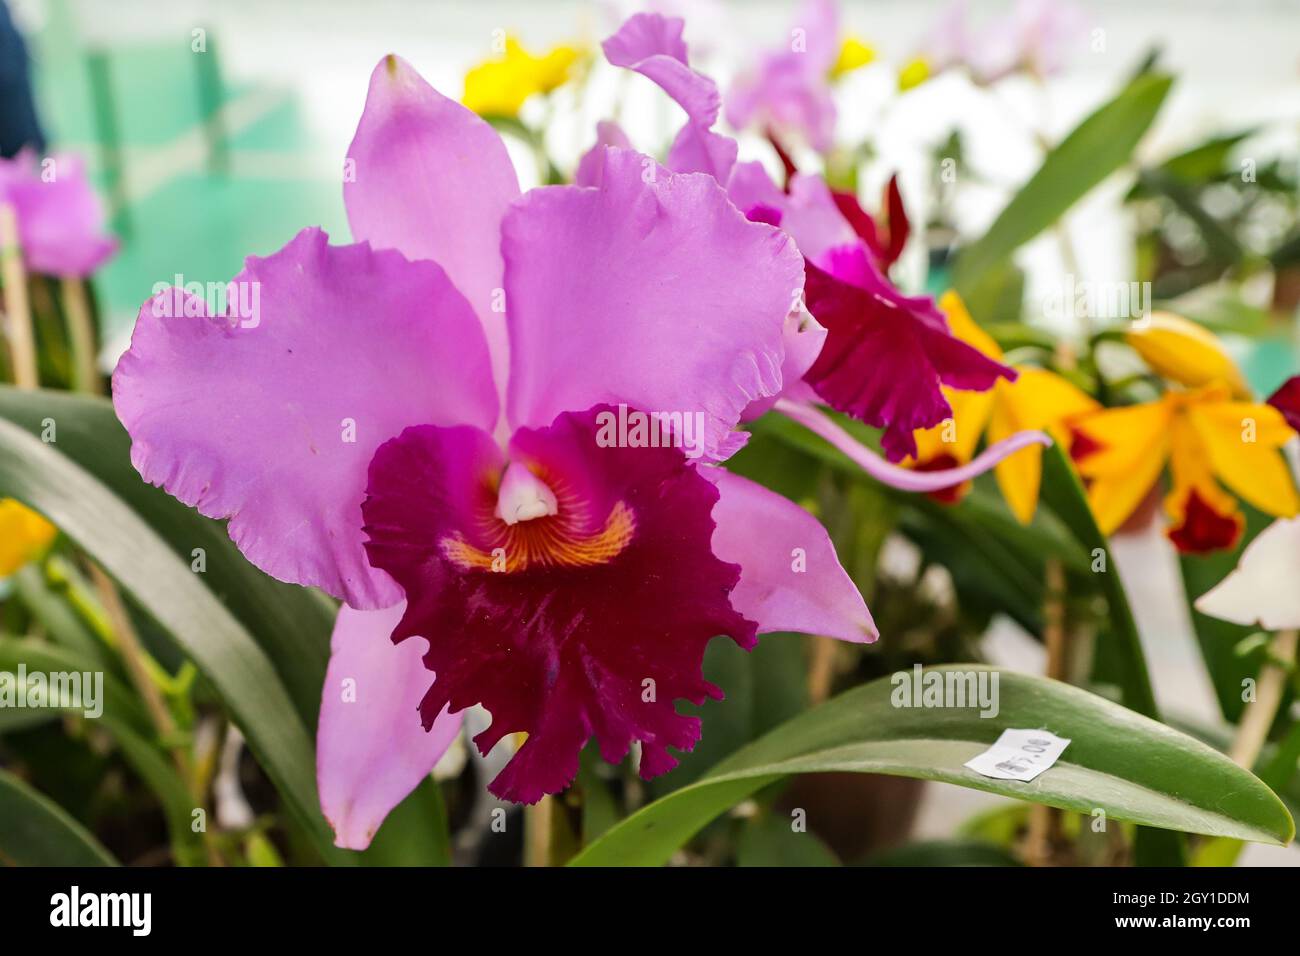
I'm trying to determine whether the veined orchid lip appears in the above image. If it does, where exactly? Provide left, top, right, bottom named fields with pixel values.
left=774, top=397, right=1052, bottom=493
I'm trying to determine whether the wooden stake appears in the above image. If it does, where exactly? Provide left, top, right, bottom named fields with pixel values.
left=0, top=203, right=37, bottom=389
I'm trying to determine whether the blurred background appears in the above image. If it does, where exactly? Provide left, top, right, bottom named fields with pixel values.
left=4, top=0, right=1300, bottom=865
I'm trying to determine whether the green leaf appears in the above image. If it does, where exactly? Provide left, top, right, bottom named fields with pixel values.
left=953, top=73, right=1174, bottom=305
left=362, top=779, right=451, bottom=867
left=12, top=563, right=115, bottom=669
left=1038, top=443, right=1158, bottom=718
left=0, top=636, right=206, bottom=865
left=0, top=766, right=118, bottom=866
left=1136, top=168, right=1244, bottom=265
left=0, top=414, right=345, bottom=863
left=737, top=813, right=840, bottom=867
left=1036, top=445, right=1186, bottom=864
left=570, top=666, right=1292, bottom=867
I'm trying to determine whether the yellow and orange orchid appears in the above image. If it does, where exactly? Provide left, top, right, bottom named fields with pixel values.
left=0, top=498, right=57, bottom=577
left=907, top=292, right=1099, bottom=523
left=462, top=36, right=583, bottom=118
left=1073, top=316, right=1299, bottom=552
left=1124, top=311, right=1250, bottom=398
left=1072, top=383, right=1298, bottom=553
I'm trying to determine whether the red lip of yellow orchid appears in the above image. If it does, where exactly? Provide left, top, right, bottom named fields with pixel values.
left=462, top=36, right=583, bottom=118
left=1072, top=383, right=1300, bottom=553
left=0, top=498, right=57, bottom=577
left=907, top=292, right=1099, bottom=523
left=1124, top=311, right=1251, bottom=399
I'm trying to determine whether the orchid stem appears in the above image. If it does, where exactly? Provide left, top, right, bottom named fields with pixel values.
left=61, top=276, right=101, bottom=394
left=87, top=563, right=191, bottom=779
left=0, top=203, right=38, bottom=389
left=524, top=795, right=556, bottom=867
left=1229, top=629, right=1297, bottom=770
left=1027, top=558, right=1069, bottom=866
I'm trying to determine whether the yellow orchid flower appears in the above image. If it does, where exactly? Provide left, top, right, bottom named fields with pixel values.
left=462, top=36, right=582, bottom=118
left=897, top=56, right=931, bottom=92
left=1125, top=312, right=1250, bottom=398
left=830, top=36, right=878, bottom=78
left=0, top=498, right=57, bottom=577
left=1072, top=384, right=1299, bottom=553
left=908, top=292, right=1100, bottom=523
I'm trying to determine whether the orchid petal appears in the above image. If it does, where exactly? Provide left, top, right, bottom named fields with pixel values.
left=775, top=397, right=1052, bottom=493
left=602, top=13, right=737, bottom=181
left=1125, top=312, right=1250, bottom=398
left=1267, top=375, right=1300, bottom=433
left=602, top=13, right=720, bottom=127
left=741, top=310, right=827, bottom=421
left=112, top=227, right=498, bottom=608
left=317, top=602, right=463, bottom=850
left=1194, top=518, right=1300, bottom=629
left=574, top=120, right=632, bottom=187
left=503, top=148, right=801, bottom=462
left=344, top=54, right=521, bottom=395
left=709, top=468, right=876, bottom=643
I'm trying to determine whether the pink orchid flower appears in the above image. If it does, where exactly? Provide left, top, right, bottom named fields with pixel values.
left=113, top=54, right=889, bottom=849
left=920, top=0, right=1085, bottom=85
left=725, top=0, right=841, bottom=153
left=588, top=13, right=1035, bottom=465
left=0, top=151, right=117, bottom=277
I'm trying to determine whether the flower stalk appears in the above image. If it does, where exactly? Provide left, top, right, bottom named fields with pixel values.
left=61, top=276, right=100, bottom=393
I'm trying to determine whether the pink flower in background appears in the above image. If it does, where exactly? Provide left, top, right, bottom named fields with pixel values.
left=0, top=151, right=117, bottom=277
left=593, top=12, right=1040, bottom=471
left=919, top=0, right=1085, bottom=85
left=114, top=55, right=880, bottom=847
left=725, top=0, right=841, bottom=152
left=579, top=12, right=735, bottom=186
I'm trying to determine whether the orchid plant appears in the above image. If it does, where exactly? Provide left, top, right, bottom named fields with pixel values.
left=0, top=0, right=1298, bottom=870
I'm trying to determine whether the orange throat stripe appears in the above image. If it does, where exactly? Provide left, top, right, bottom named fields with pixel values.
left=440, top=500, right=636, bottom=573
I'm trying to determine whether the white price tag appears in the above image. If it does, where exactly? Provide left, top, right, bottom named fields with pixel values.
left=964, top=729, right=1071, bottom=782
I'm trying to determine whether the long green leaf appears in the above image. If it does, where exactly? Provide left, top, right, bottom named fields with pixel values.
left=570, top=666, right=1292, bottom=867
left=0, top=767, right=118, bottom=866
left=1038, top=443, right=1158, bottom=718
left=1037, top=444, right=1186, bottom=864
left=0, top=415, right=346, bottom=863
left=953, top=72, right=1174, bottom=305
